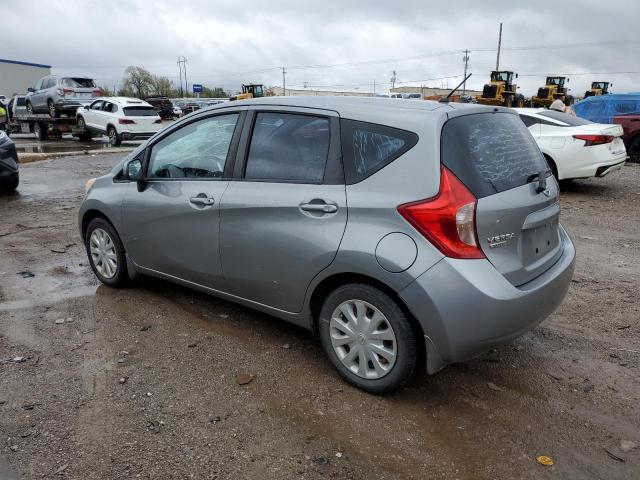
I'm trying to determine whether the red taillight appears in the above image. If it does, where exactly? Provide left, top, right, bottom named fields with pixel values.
left=397, top=167, right=485, bottom=259
left=118, top=118, right=135, bottom=124
left=572, top=134, right=614, bottom=146
left=62, top=88, right=74, bottom=95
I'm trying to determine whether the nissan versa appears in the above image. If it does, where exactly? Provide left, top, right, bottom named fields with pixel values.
left=79, top=97, right=575, bottom=393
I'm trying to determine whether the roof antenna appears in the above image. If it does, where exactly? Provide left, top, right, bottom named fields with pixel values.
left=439, top=73, right=472, bottom=103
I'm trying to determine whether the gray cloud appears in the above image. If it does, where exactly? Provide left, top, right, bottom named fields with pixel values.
left=4, top=0, right=639, bottom=96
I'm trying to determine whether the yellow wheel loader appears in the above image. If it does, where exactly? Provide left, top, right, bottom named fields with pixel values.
left=477, top=71, right=525, bottom=108
left=531, top=76, right=574, bottom=107
left=229, top=84, right=265, bottom=101
left=584, top=81, right=611, bottom=98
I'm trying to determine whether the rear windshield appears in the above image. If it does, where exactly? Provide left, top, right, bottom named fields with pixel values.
left=538, top=110, right=592, bottom=126
left=123, top=106, right=157, bottom=116
left=441, top=112, right=548, bottom=198
left=62, top=78, right=96, bottom=88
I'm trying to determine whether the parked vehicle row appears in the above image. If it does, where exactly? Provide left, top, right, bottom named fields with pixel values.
left=80, top=97, right=575, bottom=393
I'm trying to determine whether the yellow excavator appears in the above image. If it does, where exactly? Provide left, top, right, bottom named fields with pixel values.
left=584, top=81, right=611, bottom=98
left=477, top=71, right=525, bottom=107
left=229, top=84, right=265, bottom=101
left=531, top=76, right=574, bottom=107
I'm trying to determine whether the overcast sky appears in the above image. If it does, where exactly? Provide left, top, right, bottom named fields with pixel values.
left=4, top=0, right=640, bottom=96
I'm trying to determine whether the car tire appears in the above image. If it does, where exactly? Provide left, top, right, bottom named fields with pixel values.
left=47, top=100, right=57, bottom=118
left=77, top=116, right=92, bottom=140
left=628, top=137, right=640, bottom=163
left=107, top=126, right=121, bottom=147
left=318, top=283, right=417, bottom=394
left=0, top=173, right=19, bottom=193
left=26, top=101, right=34, bottom=115
left=33, top=122, right=47, bottom=141
left=85, top=217, right=128, bottom=288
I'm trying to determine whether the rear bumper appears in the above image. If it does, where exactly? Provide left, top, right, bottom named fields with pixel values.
left=399, top=225, right=575, bottom=372
left=596, top=159, right=626, bottom=177
left=120, top=131, right=157, bottom=141
left=55, top=99, right=93, bottom=110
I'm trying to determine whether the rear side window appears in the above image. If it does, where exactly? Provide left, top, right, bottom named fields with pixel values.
left=442, top=113, right=548, bottom=198
left=519, top=115, right=538, bottom=128
left=123, top=106, right=157, bottom=116
left=538, top=110, right=592, bottom=126
left=245, top=112, right=330, bottom=183
left=62, top=78, right=96, bottom=88
left=340, top=119, right=418, bottom=184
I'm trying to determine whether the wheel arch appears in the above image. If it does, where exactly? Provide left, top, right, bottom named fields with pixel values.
left=81, top=208, right=118, bottom=241
left=308, top=272, right=426, bottom=364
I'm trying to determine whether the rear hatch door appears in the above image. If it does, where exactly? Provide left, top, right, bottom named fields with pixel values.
left=62, top=77, right=97, bottom=102
left=442, top=111, right=562, bottom=286
left=122, top=105, right=162, bottom=132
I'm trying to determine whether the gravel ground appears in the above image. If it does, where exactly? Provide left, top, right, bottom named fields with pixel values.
left=0, top=154, right=638, bottom=479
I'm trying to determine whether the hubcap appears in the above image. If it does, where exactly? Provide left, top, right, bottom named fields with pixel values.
left=330, top=299, right=397, bottom=379
left=89, top=228, right=117, bottom=279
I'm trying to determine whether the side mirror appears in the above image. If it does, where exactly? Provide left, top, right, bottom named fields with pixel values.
left=126, top=158, right=147, bottom=192
left=27, top=87, right=35, bottom=93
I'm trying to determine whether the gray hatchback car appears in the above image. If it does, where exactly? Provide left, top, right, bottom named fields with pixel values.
left=79, top=97, right=575, bottom=393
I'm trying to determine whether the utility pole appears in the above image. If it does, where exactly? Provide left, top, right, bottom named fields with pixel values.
left=282, top=67, right=287, bottom=96
left=373, top=79, right=376, bottom=95
left=462, top=49, right=470, bottom=95
left=177, top=56, right=188, bottom=97
left=495, top=23, right=503, bottom=71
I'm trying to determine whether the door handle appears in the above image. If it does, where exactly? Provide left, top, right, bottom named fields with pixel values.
left=299, top=202, right=338, bottom=213
left=190, top=195, right=214, bottom=206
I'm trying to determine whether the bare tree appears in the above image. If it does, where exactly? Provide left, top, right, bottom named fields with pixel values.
left=122, top=66, right=154, bottom=99
left=151, top=75, right=175, bottom=97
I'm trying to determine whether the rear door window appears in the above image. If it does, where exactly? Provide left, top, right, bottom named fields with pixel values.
left=340, top=119, right=418, bottom=184
left=441, top=112, right=548, bottom=198
left=244, top=112, right=330, bottom=183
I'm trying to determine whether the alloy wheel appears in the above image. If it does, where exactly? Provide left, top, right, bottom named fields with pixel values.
left=89, top=228, right=117, bottom=279
left=329, top=299, right=397, bottom=379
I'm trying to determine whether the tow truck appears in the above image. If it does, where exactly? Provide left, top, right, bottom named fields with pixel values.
left=5, top=112, right=89, bottom=141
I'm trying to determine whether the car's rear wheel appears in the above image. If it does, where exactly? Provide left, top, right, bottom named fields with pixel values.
left=47, top=100, right=57, bottom=118
left=318, top=283, right=417, bottom=394
left=77, top=116, right=92, bottom=140
left=85, top=217, right=128, bottom=287
left=107, top=126, right=121, bottom=147
left=628, top=137, right=640, bottom=163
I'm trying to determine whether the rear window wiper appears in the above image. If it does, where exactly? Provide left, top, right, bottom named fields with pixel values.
left=527, top=169, right=552, bottom=193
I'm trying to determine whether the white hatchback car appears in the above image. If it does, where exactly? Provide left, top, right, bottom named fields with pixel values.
left=515, top=108, right=627, bottom=180
left=76, top=97, right=163, bottom=146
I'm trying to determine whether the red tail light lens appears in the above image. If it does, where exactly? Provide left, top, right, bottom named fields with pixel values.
left=572, top=134, right=614, bottom=146
left=397, top=167, right=484, bottom=259
left=118, top=118, right=135, bottom=124
left=62, top=88, right=74, bottom=95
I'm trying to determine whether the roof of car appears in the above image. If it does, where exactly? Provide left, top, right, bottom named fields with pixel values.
left=100, top=97, right=153, bottom=106
left=201, top=95, right=510, bottom=123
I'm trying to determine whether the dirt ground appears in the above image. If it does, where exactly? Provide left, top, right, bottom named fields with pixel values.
left=1, top=153, right=638, bottom=480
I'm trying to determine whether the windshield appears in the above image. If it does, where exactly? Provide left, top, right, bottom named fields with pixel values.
left=491, top=71, right=512, bottom=83
left=441, top=112, right=548, bottom=198
left=538, top=110, right=592, bottom=126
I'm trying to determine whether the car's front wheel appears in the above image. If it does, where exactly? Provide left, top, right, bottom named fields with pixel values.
left=85, top=217, right=128, bottom=287
left=318, top=283, right=418, bottom=394
left=107, top=126, right=121, bottom=146
left=47, top=100, right=57, bottom=118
